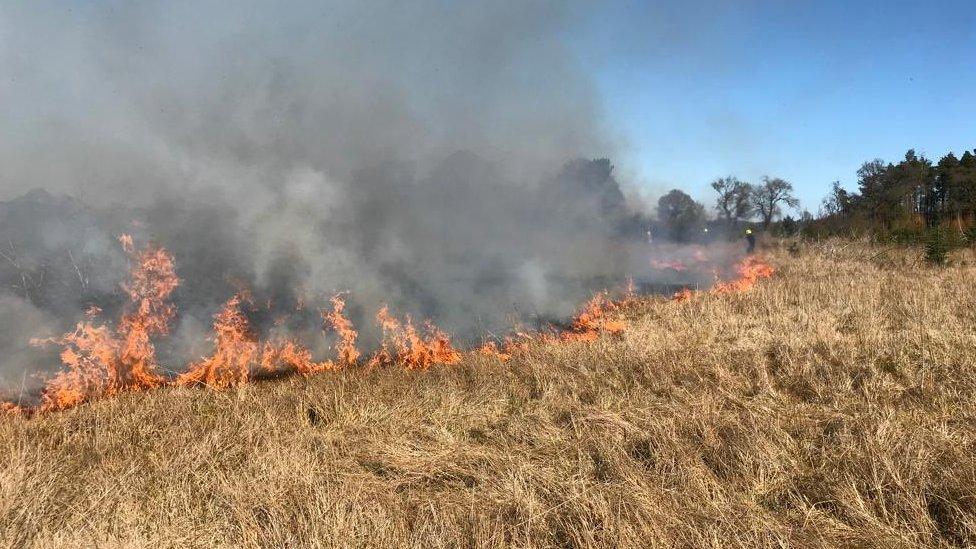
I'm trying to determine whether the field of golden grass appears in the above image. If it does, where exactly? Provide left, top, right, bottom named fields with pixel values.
left=2, top=240, right=976, bottom=548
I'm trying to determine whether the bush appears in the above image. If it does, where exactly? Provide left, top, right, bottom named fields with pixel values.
left=924, top=228, right=950, bottom=266
left=964, top=227, right=976, bottom=246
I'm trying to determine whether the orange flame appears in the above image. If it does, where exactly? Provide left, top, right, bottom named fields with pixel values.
left=477, top=340, right=511, bottom=361
left=323, top=294, right=360, bottom=366
left=35, top=323, right=122, bottom=410
left=672, top=288, right=695, bottom=302
left=182, top=291, right=363, bottom=384
left=477, top=336, right=528, bottom=362
left=116, top=244, right=179, bottom=388
left=559, top=291, right=627, bottom=343
left=671, top=255, right=774, bottom=301
left=368, top=306, right=461, bottom=369
left=260, top=339, right=334, bottom=376
left=712, top=255, right=775, bottom=293
left=176, top=295, right=257, bottom=389
left=33, top=236, right=178, bottom=410
left=10, top=244, right=777, bottom=414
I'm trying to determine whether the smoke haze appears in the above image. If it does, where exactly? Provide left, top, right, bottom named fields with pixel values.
left=0, top=1, right=660, bottom=392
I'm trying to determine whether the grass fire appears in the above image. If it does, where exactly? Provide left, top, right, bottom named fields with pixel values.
left=5, top=240, right=976, bottom=547
left=3, top=1, right=976, bottom=547
left=3, top=235, right=772, bottom=413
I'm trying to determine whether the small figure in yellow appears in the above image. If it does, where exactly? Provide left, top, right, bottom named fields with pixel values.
left=745, top=228, right=756, bottom=254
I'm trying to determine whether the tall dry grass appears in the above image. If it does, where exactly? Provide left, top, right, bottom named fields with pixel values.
left=2, top=240, right=976, bottom=548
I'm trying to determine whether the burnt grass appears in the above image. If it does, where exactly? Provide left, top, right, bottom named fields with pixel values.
left=2, top=240, right=976, bottom=548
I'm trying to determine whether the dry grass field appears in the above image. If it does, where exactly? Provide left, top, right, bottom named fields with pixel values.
left=2, top=240, right=976, bottom=548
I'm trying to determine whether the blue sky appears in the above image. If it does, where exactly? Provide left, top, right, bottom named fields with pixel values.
left=572, top=0, right=975, bottom=213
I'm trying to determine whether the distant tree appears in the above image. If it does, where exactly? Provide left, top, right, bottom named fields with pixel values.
left=856, top=159, right=897, bottom=228
left=752, top=176, right=800, bottom=228
left=932, top=153, right=959, bottom=226
left=856, top=151, right=933, bottom=229
left=959, top=150, right=976, bottom=226
left=779, top=215, right=798, bottom=236
left=820, top=181, right=854, bottom=217
left=895, top=150, right=935, bottom=226
left=550, top=157, right=649, bottom=237
left=939, top=150, right=976, bottom=230
left=814, top=147, right=976, bottom=237
left=553, top=158, right=628, bottom=221
left=657, top=189, right=706, bottom=242
left=710, top=176, right=753, bottom=227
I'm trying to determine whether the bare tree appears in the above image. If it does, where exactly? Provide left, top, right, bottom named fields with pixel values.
left=710, top=176, right=753, bottom=227
left=752, top=176, right=800, bottom=228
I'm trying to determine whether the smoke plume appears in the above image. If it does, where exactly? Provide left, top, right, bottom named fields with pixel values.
left=0, top=1, right=658, bottom=389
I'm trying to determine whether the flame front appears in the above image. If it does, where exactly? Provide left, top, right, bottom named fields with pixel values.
left=672, top=255, right=775, bottom=301
left=324, top=294, right=360, bottom=367
left=5, top=243, right=777, bottom=415
left=31, top=236, right=179, bottom=410
left=368, top=306, right=462, bottom=369
left=179, top=292, right=362, bottom=386
left=560, top=292, right=627, bottom=343
left=712, top=256, right=776, bottom=293
left=176, top=295, right=257, bottom=389
left=117, top=244, right=179, bottom=387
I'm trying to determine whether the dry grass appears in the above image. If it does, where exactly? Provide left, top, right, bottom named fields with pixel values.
left=3, top=240, right=976, bottom=548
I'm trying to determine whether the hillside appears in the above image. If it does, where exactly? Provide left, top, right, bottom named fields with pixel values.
left=2, top=241, right=976, bottom=548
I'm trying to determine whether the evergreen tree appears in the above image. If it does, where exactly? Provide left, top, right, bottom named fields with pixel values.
left=856, top=159, right=900, bottom=230
left=935, top=153, right=960, bottom=228
left=893, top=150, right=935, bottom=226
left=958, top=150, right=976, bottom=225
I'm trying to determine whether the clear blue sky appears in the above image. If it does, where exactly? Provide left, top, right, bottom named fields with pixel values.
left=572, top=0, right=975, bottom=213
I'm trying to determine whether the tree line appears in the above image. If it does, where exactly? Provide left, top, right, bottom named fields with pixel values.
left=652, top=147, right=976, bottom=244
left=814, top=148, right=976, bottom=238
left=653, top=176, right=801, bottom=242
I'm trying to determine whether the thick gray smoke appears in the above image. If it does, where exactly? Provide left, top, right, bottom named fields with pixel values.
left=0, top=1, right=660, bottom=392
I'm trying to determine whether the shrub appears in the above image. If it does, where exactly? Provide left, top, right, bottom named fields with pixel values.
left=964, top=227, right=976, bottom=247
left=924, top=228, right=950, bottom=266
